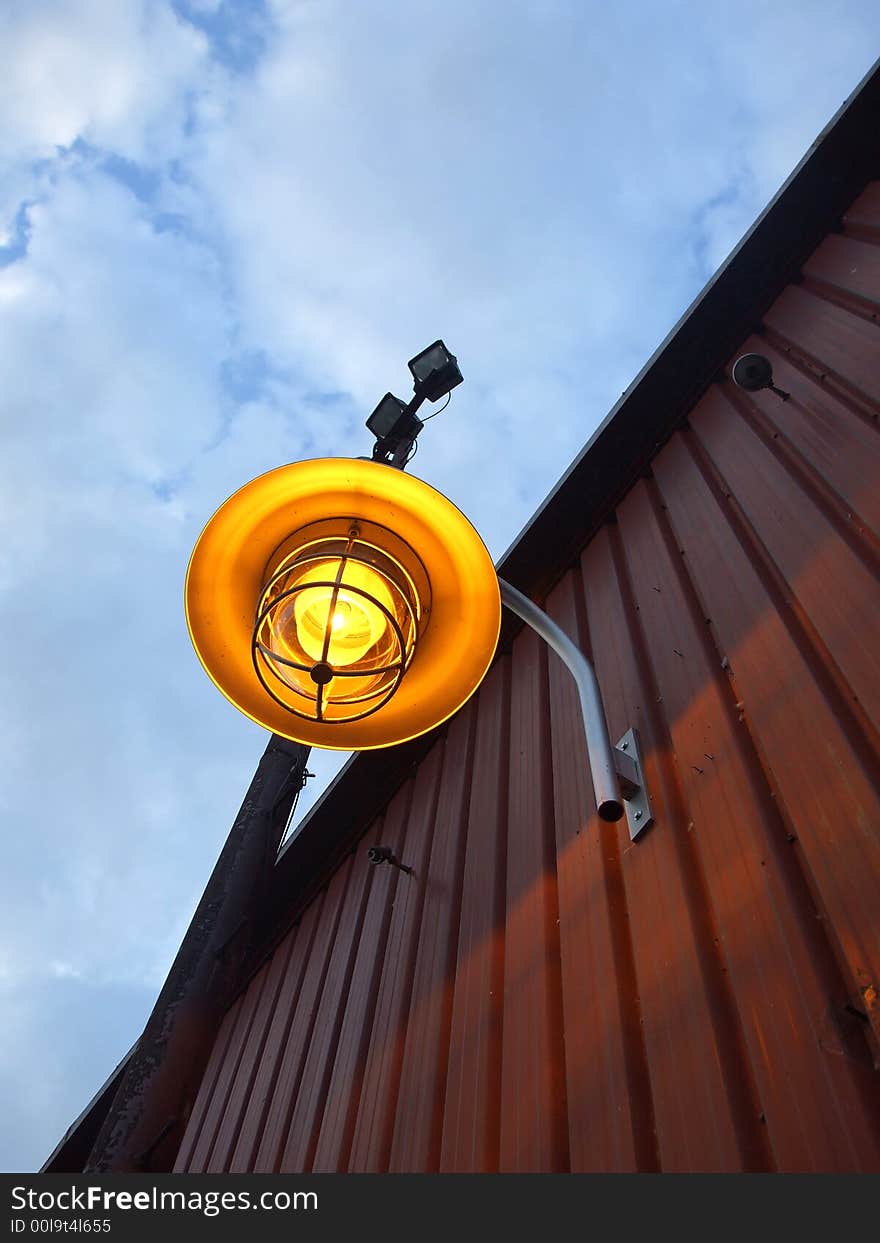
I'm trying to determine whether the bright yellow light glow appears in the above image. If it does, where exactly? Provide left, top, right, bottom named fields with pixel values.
left=254, top=540, right=416, bottom=715
left=281, top=559, right=395, bottom=666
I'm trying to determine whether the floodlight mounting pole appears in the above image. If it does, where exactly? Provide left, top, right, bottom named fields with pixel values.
left=498, top=578, right=653, bottom=840
left=386, top=389, right=428, bottom=468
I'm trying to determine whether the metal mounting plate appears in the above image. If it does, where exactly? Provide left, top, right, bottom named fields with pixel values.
left=614, top=727, right=654, bottom=842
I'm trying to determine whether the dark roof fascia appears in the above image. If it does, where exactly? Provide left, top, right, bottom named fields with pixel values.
left=254, top=57, right=880, bottom=961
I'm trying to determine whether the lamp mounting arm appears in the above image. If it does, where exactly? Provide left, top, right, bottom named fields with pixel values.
left=498, top=578, right=653, bottom=840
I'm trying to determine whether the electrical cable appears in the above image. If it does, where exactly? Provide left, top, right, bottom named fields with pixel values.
left=419, top=391, right=452, bottom=422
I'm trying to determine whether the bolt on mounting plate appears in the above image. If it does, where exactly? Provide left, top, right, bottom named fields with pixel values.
left=614, top=727, right=654, bottom=842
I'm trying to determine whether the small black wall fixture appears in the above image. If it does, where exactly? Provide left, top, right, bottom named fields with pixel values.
left=367, top=844, right=414, bottom=874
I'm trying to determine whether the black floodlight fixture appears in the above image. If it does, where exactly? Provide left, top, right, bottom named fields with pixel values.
left=366, top=392, right=411, bottom=441
left=366, top=392, right=424, bottom=466
left=365, top=341, right=460, bottom=468
left=407, top=340, right=463, bottom=403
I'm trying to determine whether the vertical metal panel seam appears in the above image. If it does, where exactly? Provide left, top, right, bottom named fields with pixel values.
left=173, top=996, right=242, bottom=1172
left=234, top=892, right=325, bottom=1172
left=298, top=861, right=377, bottom=1172
left=681, top=423, right=880, bottom=798
left=650, top=455, right=880, bottom=1149
left=268, top=862, right=356, bottom=1172
left=345, top=753, right=444, bottom=1171
left=492, top=656, right=512, bottom=1168
left=201, top=960, right=277, bottom=1171
left=488, top=655, right=512, bottom=1171
left=535, top=635, right=572, bottom=1172
left=424, top=705, right=478, bottom=1170
left=743, top=335, right=880, bottom=542
left=763, top=284, right=880, bottom=412
left=802, top=231, right=880, bottom=312
left=760, top=322, right=880, bottom=425
left=800, top=230, right=880, bottom=319
left=800, top=274, right=880, bottom=324
left=184, top=975, right=268, bottom=1172
left=843, top=221, right=880, bottom=244
left=607, top=513, right=775, bottom=1172
left=498, top=628, right=565, bottom=1170
left=220, top=928, right=299, bottom=1171
left=722, top=381, right=880, bottom=576
left=679, top=422, right=880, bottom=1048
left=373, top=744, right=446, bottom=1171
left=387, top=710, right=477, bottom=1170
left=569, top=555, right=660, bottom=1172
left=843, top=184, right=880, bottom=242
left=327, top=788, right=415, bottom=1172
left=705, top=377, right=879, bottom=740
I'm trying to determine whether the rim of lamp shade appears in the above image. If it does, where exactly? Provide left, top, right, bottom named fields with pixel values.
left=184, top=457, right=501, bottom=749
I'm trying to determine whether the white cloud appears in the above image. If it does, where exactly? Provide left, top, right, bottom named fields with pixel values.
left=0, top=0, right=207, bottom=164
left=49, top=962, right=83, bottom=981
left=1, top=0, right=879, bottom=1173
left=183, top=0, right=880, bottom=531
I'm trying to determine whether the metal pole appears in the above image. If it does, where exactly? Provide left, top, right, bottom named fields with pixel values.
left=498, top=578, right=624, bottom=822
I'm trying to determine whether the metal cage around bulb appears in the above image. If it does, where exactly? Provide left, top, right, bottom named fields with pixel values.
left=251, top=519, right=430, bottom=726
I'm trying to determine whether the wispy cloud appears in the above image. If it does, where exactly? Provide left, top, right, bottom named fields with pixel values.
left=1, top=0, right=878, bottom=1171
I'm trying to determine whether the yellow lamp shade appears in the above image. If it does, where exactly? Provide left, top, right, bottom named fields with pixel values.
left=185, top=458, right=501, bottom=750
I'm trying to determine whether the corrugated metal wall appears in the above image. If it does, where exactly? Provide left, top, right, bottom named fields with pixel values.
left=175, top=183, right=880, bottom=1173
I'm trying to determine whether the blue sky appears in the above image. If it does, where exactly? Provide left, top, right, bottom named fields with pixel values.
left=1, top=0, right=878, bottom=1172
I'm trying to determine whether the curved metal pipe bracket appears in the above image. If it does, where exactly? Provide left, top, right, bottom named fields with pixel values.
left=498, top=579, right=653, bottom=840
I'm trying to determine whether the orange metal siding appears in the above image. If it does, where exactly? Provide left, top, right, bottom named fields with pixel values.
left=439, top=659, right=508, bottom=1171
left=177, top=183, right=880, bottom=1173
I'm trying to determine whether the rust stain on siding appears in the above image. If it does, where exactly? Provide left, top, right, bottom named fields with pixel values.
left=177, top=183, right=880, bottom=1172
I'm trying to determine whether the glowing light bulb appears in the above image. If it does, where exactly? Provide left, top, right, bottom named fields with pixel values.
left=269, top=558, right=395, bottom=668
